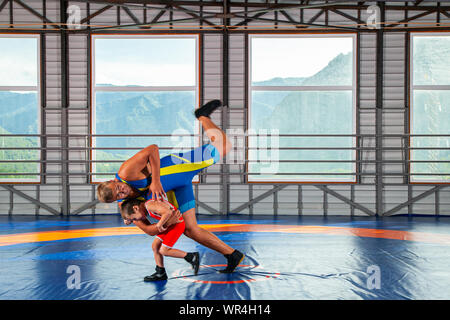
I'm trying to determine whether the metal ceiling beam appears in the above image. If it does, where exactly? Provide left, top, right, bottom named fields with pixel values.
left=86, top=2, right=222, bottom=30
left=80, top=5, right=113, bottom=24
left=90, top=16, right=214, bottom=31
left=307, top=8, right=325, bottom=24
left=385, top=8, right=438, bottom=28
left=233, top=11, right=269, bottom=27
left=225, top=1, right=355, bottom=17
left=14, top=0, right=60, bottom=29
left=62, top=0, right=450, bottom=12
left=144, top=4, right=169, bottom=28
left=122, top=5, right=142, bottom=24
left=0, top=0, right=8, bottom=14
left=66, top=0, right=218, bottom=15
left=171, top=4, right=220, bottom=29
left=439, top=9, right=450, bottom=20
left=232, top=13, right=360, bottom=31
left=328, top=8, right=365, bottom=25
left=3, top=1, right=447, bottom=31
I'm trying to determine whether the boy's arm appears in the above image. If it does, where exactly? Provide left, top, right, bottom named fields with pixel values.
left=147, top=145, right=165, bottom=201
left=133, top=219, right=159, bottom=236
left=145, top=201, right=177, bottom=232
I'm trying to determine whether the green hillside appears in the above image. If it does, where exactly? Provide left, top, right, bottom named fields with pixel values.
left=0, top=126, right=39, bottom=180
left=250, top=52, right=354, bottom=180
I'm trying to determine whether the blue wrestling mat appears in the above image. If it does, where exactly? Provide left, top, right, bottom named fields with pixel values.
left=1, top=215, right=450, bottom=300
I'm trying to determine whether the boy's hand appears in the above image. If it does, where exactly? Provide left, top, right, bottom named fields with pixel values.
left=156, top=222, right=167, bottom=233
left=166, top=208, right=182, bottom=226
left=123, top=219, right=132, bottom=225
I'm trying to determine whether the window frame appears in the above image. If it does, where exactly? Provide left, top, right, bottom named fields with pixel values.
left=247, top=33, right=358, bottom=183
left=409, top=32, right=450, bottom=184
left=0, top=33, right=41, bottom=184
left=90, top=34, right=201, bottom=183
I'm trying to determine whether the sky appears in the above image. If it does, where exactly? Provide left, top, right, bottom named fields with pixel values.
left=0, top=37, right=38, bottom=87
left=0, top=36, right=352, bottom=87
left=94, top=37, right=197, bottom=87
left=251, top=36, right=354, bottom=82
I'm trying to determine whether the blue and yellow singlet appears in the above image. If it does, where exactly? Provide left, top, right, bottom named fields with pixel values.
left=116, top=144, right=220, bottom=214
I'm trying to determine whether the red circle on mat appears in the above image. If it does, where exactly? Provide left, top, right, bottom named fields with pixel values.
left=173, top=264, right=280, bottom=284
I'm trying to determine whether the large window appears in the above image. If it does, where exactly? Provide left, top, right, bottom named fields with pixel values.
left=91, top=35, right=199, bottom=182
left=410, top=33, right=450, bottom=183
left=248, top=34, right=356, bottom=182
left=0, top=35, right=40, bottom=182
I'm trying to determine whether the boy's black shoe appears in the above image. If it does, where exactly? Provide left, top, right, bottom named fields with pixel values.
left=220, top=250, right=245, bottom=273
left=185, top=252, right=200, bottom=275
left=195, top=99, right=222, bottom=119
left=144, top=266, right=168, bottom=282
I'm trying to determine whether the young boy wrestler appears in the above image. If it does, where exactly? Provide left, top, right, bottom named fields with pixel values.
left=121, top=197, right=200, bottom=282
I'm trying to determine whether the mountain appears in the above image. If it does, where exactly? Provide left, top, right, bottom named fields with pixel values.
left=413, top=36, right=450, bottom=85
left=0, top=92, right=38, bottom=134
left=0, top=126, right=39, bottom=179
left=252, top=52, right=353, bottom=133
left=253, top=77, right=307, bottom=86
left=250, top=52, right=353, bottom=130
left=249, top=52, right=354, bottom=178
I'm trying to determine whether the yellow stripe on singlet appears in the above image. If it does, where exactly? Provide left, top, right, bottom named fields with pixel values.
left=160, top=158, right=215, bottom=176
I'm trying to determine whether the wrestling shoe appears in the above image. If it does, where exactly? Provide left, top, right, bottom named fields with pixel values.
left=195, top=99, right=222, bottom=119
left=220, top=250, right=245, bottom=273
left=185, top=252, right=200, bottom=275
left=144, top=266, right=168, bottom=282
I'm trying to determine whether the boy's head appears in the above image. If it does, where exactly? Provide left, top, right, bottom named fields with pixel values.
left=120, top=198, right=146, bottom=221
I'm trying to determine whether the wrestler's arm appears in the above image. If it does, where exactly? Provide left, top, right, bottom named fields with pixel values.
left=133, top=219, right=159, bottom=236
left=119, top=144, right=160, bottom=178
left=145, top=201, right=178, bottom=232
left=119, top=144, right=165, bottom=200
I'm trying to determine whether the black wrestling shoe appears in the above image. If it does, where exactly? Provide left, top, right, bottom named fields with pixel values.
left=144, top=266, right=168, bottom=282
left=195, top=99, right=222, bottom=119
left=185, top=252, right=200, bottom=275
left=220, top=250, right=245, bottom=273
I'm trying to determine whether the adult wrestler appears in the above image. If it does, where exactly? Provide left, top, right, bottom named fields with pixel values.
left=97, top=100, right=244, bottom=273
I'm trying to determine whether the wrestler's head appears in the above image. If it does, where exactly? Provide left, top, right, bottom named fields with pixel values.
left=97, top=180, right=133, bottom=203
left=120, top=198, right=146, bottom=221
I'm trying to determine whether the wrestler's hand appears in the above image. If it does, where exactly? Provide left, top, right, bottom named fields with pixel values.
left=123, top=219, right=132, bottom=225
left=149, top=180, right=166, bottom=201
